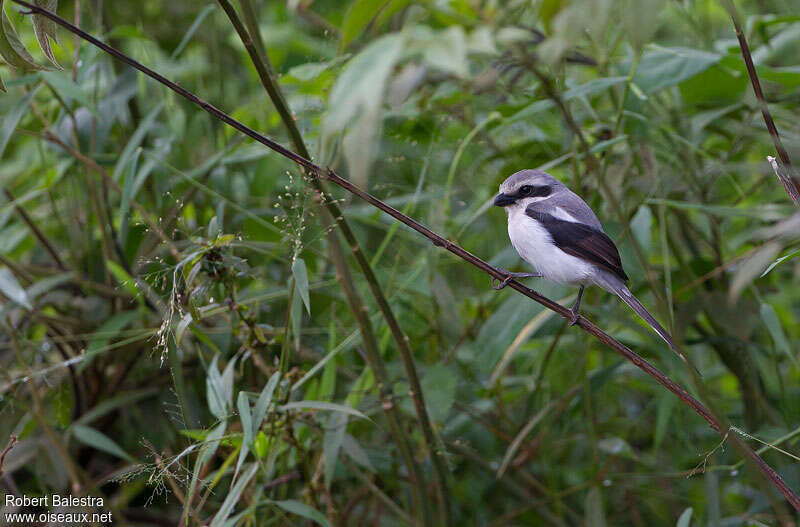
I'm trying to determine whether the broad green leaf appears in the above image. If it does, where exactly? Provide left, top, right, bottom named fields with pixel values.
left=292, top=257, right=311, bottom=314
left=622, top=0, right=666, bottom=49
left=0, top=84, right=40, bottom=159
left=507, top=77, right=626, bottom=124
left=411, top=26, right=468, bottom=78
left=0, top=267, right=32, bottom=309
left=632, top=47, right=720, bottom=93
left=280, top=400, right=369, bottom=421
left=760, top=303, right=797, bottom=367
left=41, top=71, right=94, bottom=111
left=340, top=0, right=389, bottom=50
left=272, top=500, right=330, bottom=527
left=323, top=33, right=405, bottom=185
left=71, top=424, right=136, bottom=463
left=419, top=364, right=456, bottom=424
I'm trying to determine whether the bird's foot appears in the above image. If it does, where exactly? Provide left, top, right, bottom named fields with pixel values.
left=491, top=275, right=513, bottom=290
left=490, top=269, right=541, bottom=290
left=568, top=308, right=581, bottom=326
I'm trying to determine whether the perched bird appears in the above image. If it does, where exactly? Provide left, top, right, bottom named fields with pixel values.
left=492, top=169, right=692, bottom=368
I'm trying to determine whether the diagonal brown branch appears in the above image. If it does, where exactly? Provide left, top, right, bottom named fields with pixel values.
left=722, top=0, right=800, bottom=205
left=11, top=0, right=800, bottom=511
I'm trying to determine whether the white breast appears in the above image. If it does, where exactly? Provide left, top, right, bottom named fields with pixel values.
left=506, top=207, right=593, bottom=285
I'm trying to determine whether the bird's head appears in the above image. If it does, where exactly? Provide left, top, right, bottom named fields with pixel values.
left=494, top=170, right=565, bottom=211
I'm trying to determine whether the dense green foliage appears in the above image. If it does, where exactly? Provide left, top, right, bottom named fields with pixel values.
left=1, top=0, right=799, bottom=525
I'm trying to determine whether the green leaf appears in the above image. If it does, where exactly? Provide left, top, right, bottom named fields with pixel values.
left=323, top=412, right=347, bottom=488
left=234, top=391, right=252, bottom=481
left=0, top=0, right=46, bottom=70
left=171, top=3, right=215, bottom=58
left=209, top=463, right=258, bottom=527
left=632, top=47, right=720, bottom=93
left=32, top=0, right=60, bottom=69
left=760, top=303, right=797, bottom=367
left=81, top=311, right=140, bottom=370
left=761, top=249, right=800, bottom=277
left=118, top=147, right=140, bottom=247
left=112, top=101, right=164, bottom=182
left=272, top=500, right=330, bottom=527
left=106, top=260, right=140, bottom=298
left=419, top=364, right=456, bottom=424
left=0, top=267, right=32, bottom=309
left=279, top=400, right=369, bottom=421
left=676, top=507, right=693, bottom=527
left=631, top=205, right=652, bottom=251
left=206, top=355, right=235, bottom=420
left=323, top=33, right=405, bottom=185
left=40, top=71, right=92, bottom=110
left=253, top=372, right=280, bottom=434
left=0, top=84, right=40, bottom=159
left=292, top=257, right=311, bottom=314
left=71, top=424, right=136, bottom=463
left=340, top=0, right=390, bottom=50
left=341, top=434, right=374, bottom=472
left=74, top=388, right=158, bottom=426
left=653, top=393, right=676, bottom=452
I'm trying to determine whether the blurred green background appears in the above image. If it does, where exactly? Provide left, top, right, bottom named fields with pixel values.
left=1, top=0, right=799, bottom=525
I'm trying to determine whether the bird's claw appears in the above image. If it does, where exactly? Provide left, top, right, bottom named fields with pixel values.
left=491, top=274, right=514, bottom=290
left=568, top=309, right=581, bottom=326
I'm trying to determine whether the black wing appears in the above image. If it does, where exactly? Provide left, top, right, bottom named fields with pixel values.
left=526, top=206, right=629, bottom=281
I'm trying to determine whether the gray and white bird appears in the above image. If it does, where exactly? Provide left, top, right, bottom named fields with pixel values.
left=492, top=169, right=692, bottom=367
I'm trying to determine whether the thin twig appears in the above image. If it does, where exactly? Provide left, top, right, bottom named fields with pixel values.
left=722, top=0, right=800, bottom=205
left=2, top=187, right=67, bottom=270
left=11, top=0, right=800, bottom=511
left=0, top=435, right=18, bottom=476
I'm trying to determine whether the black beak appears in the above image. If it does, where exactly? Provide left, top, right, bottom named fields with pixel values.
left=493, top=193, right=516, bottom=207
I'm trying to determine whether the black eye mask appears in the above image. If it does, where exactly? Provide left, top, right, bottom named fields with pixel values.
left=517, top=185, right=551, bottom=198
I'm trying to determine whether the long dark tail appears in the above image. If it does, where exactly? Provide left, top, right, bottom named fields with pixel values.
left=613, top=285, right=699, bottom=373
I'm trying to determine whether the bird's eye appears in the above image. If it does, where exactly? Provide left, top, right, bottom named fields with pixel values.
left=520, top=185, right=532, bottom=195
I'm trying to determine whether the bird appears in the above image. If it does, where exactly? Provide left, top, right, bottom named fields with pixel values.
left=492, top=169, right=694, bottom=369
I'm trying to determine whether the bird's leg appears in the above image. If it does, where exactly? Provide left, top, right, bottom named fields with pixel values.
left=568, top=286, right=584, bottom=326
left=491, top=268, right=542, bottom=290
